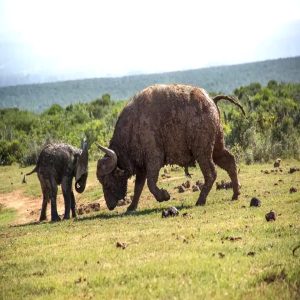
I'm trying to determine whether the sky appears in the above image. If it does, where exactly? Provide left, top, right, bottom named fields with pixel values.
left=0, top=0, right=300, bottom=82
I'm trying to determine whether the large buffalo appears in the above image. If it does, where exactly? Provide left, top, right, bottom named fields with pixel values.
left=97, top=84, right=244, bottom=211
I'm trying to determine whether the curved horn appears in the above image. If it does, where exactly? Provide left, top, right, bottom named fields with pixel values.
left=96, top=143, right=118, bottom=175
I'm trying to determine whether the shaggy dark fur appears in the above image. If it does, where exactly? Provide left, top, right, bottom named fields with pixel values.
left=97, top=84, right=244, bottom=211
left=25, top=143, right=88, bottom=221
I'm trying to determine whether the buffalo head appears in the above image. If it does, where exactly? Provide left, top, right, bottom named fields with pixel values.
left=75, top=140, right=89, bottom=193
left=96, top=144, right=128, bottom=210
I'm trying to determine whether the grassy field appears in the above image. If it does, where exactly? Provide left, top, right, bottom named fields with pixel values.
left=0, top=160, right=299, bottom=299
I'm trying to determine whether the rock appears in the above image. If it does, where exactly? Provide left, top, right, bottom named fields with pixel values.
left=289, top=187, right=297, bottom=193
left=265, top=211, right=276, bottom=222
left=162, top=206, right=179, bottom=218
left=195, top=180, right=204, bottom=189
left=177, top=185, right=186, bottom=193
left=274, top=158, right=281, bottom=168
left=289, top=167, right=300, bottom=174
left=247, top=251, right=256, bottom=257
left=116, top=241, right=127, bottom=249
left=192, top=185, right=200, bottom=192
left=182, top=180, right=191, bottom=189
left=77, top=202, right=100, bottom=214
left=250, top=197, right=261, bottom=207
left=182, top=212, right=192, bottom=218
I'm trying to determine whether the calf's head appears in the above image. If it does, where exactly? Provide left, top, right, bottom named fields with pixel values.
left=75, top=141, right=89, bottom=193
left=96, top=144, right=128, bottom=210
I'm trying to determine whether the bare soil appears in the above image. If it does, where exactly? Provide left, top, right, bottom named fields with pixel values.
left=0, top=190, right=64, bottom=225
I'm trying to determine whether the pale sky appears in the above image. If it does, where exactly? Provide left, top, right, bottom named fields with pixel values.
left=0, top=0, right=300, bottom=79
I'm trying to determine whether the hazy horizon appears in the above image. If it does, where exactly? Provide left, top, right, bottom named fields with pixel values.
left=1, top=0, right=300, bottom=86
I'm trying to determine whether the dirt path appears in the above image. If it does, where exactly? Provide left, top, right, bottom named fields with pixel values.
left=0, top=190, right=64, bottom=225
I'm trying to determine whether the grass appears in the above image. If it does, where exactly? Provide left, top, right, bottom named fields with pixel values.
left=0, top=160, right=300, bottom=299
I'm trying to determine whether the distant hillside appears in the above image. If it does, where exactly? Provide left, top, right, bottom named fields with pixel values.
left=0, top=56, right=300, bottom=112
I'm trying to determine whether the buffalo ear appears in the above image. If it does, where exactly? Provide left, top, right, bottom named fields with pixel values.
left=75, top=140, right=88, bottom=182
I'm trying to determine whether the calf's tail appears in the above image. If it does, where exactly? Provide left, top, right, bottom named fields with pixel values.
left=22, top=166, right=37, bottom=184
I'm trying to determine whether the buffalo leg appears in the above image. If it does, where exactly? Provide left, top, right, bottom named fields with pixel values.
left=196, top=157, right=217, bottom=206
left=61, top=176, right=72, bottom=220
left=127, top=169, right=146, bottom=211
left=147, top=168, right=170, bottom=202
left=49, top=178, right=60, bottom=222
left=213, top=149, right=240, bottom=200
left=38, top=175, right=49, bottom=221
left=70, top=191, right=77, bottom=218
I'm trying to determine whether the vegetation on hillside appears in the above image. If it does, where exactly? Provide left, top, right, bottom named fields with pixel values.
left=0, top=56, right=299, bottom=112
left=0, top=81, right=300, bottom=166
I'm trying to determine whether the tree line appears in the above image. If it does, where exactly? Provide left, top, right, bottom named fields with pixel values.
left=0, top=81, right=299, bottom=166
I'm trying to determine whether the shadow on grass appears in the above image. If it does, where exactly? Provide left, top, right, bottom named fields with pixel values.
left=11, top=204, right=195, bottom=227
left=75, top=203, right=195, bottom=222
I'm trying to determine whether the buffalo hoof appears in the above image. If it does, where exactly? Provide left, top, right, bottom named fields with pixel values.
left=156, top=189, right=170, bottom=202
left=51, top=215, right=61, bottom=222
left=196, top=199, right=206, bottom=206
left=232, top=193, right=240, bottom=200
left=39, top=215, right=47, bottom=222
left=126, top=205, right=137, bottom=212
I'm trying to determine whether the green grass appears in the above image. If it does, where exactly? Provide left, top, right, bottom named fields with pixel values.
left=0, top=160, right=300, bottom=299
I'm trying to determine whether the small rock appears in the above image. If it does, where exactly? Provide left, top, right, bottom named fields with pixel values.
left=192, top=185, right=200, bottom=192
left=182, top=212, right=192, bottom=218
left=247, top=251, right=256, bottom=256
left=289, top=167, right=300, bottom=174
left=274, top=158, right=281, bottom=168
left=218, top=252, right=225, bottom=258
left=162, top=206, right=179, bottom=218
left=289, top=187, right=297, bottom=193
left=182, top=180, right=191, bottom=189
left=177, top=185, right=186, bottom=193
left=265, top=211, right=276, bottom=222
left=116, top=241, right=127, bottom=249
left=250, top=197, right=261, bottom=207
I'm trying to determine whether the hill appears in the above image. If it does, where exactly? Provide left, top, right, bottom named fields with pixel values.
left=0, top=56, right=300, bottom=112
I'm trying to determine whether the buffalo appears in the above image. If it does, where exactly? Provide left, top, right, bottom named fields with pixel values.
left=97, top=84, right=244, bottom=211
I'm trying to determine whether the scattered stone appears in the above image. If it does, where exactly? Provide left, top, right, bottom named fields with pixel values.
left=222, top=236, right=242, bottom=242
left=195, top=180, right=204, bottom=189
left=162, top=206, right=179, bottom=218
left=263, top=270, right=286, bottom=284
left=289, top=167, right=300, bottom=174
left=77, top=202, right=100, bottom=215
left=177, top=185, right=186, bottom=193
left=274, top=183, right=278, bottom=186
left=182, top=180, right=191, bottom=189
left=265, top=211, right=276, bottom=222
left=273, top=158, right=281, bottom=168
left=216, top=180, right=233, bottom=190
left=247, top=251, right=256, bottom=257
left=192, top=185, right=200, bottom=192
left=250, top=197, right=261, bottom=207
left=116, top=241, right=127, bottom=249
left=218, top=252, right=225, bottom=258
left=117, top=196, right=132, bottom=206
left=289, top=187, right=297, bottom=193
left=182, top=212, right=192, bottom=218
left=264, top=170, right=270, bottom=174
